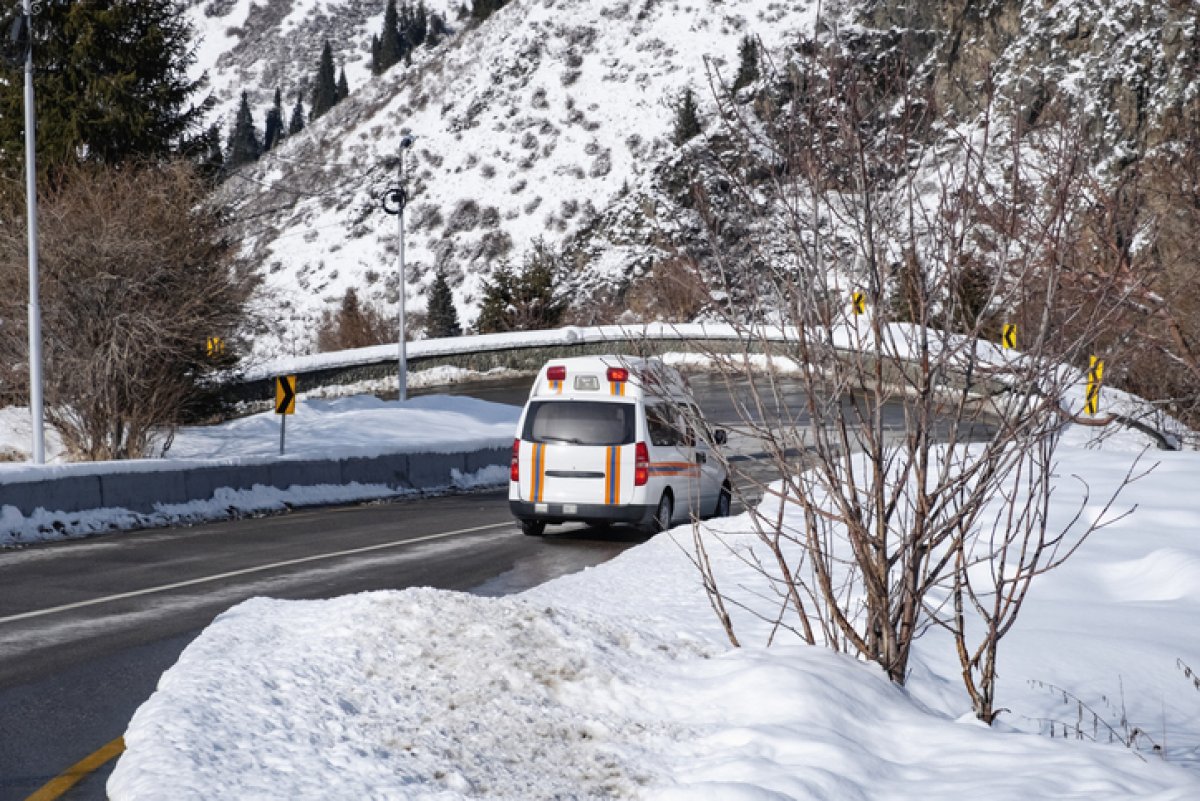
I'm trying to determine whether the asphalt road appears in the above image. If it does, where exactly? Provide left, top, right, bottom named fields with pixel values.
left=0, top=491, right=647, bottom=800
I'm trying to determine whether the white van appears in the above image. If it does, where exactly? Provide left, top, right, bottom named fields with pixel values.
left=508, top=355, right=730, bottom=536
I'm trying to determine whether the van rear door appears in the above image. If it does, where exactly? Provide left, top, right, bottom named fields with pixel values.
left=518, top=400, right=636, bottom=507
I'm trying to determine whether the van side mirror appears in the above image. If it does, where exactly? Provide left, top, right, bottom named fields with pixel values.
left=714, top=429, right=727, bottom=445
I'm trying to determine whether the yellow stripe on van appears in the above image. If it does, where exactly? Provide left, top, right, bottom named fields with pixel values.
left=610, top=381, right=625, bottom=396
left=605, top=446, right=621, bottom=505
left=532, top=443, right=547, bottom=502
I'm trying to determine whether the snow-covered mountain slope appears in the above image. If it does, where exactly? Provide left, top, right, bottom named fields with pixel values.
left=186, top=0, right=822, bottom=357
left=187, top=0, right=1198, bottom=359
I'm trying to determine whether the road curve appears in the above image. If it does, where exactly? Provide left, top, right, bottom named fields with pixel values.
left=0, top=490, right=644, bottom=800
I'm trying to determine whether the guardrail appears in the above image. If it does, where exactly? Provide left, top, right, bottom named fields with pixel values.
left=222, top=324, right=748, bottom=406
left=224, top=322, right=1020, bottom=406
left=0, top=446, right=509, bottom=526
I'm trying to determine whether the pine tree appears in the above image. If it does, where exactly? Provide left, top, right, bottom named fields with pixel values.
left=732, top=35, right=759, bottom=91
left=425, top=269, right=462, bottom=338
left=226, top=92, right=261, bottom=169
left=398, top=1, right=427, bottom=55
left=310, top=41, right=339, bottom=120
left=414, top=2, right=429, bottom=47
left=288, top=93, right=306, bottom=135
left=263, top=88, right=284, bottom=151
left=336, top=68, right=350, bottom=102
left=475, top=241, right=564, bottom=333
left=471, top=0, right=507, bottom=23
left=378, top=0, right=403, bottom=71
left=370, top=34, right=382, bottom=74
left=672, top=87, right=703, bottom=146
left=398, top=1, right=414, bottom=59
left=427, top=12, right=449, bottom=47
left=199, top=123, right=224, bottom=179
left=0, top=0, right=210, bottom=183
left=474, top=265, right=515, bottom=334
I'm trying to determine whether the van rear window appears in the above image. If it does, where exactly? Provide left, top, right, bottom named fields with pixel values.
left=522, top=401, right=635, bottom=446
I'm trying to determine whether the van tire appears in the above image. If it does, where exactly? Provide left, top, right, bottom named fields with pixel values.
left=519, top=519, right=546, bottom=537
left=713, top=484, right=732, bottom=518
left=644, top=492, right=673, bottom=535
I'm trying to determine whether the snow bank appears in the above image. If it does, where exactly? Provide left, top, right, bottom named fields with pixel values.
left=110, top=427, right=1200, bottom=799
left=0, top=395, right=521, bottom=545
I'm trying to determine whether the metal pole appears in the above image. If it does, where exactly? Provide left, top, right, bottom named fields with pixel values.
left=23, top=0, right=44, bottom=464
left=279, top=414, right=286, bottom=456
left=397, top=145, right=407, bottom=402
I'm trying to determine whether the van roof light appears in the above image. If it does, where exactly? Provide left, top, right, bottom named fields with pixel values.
left=607, top=367, right=629, bottom=382
left=546, top=365, right=567, bottom=381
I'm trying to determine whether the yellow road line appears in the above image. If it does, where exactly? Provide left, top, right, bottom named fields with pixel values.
left=25, top=737, right=125, bottom=801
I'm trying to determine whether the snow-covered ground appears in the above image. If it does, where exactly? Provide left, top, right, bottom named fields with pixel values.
left=107, top=416, right=1200, bottom=798
left=0, top=388, right=522, bottom=546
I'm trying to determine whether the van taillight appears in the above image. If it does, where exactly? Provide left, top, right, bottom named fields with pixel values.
left=607, top=367, right=629, bottom=383
left=546, top=365, right=567, bottom=381
left=634, top=441, right=649, bottom=486
left=510, top=439, right=520, bottom=482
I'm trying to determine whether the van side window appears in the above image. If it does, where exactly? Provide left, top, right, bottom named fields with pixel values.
left=683, top=404, right=706, bottom=446
left=646, top=404, right=679, bottom=446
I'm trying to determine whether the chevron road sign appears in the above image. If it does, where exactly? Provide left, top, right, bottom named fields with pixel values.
left=275, top=375, right=296, bottom=455
left=851, top=291, right=866, bottom=315
left=1085, top=357, right=1104, bottom=415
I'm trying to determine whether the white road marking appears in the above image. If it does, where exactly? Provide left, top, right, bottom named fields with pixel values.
left=0, top=522, right=511, bottom=625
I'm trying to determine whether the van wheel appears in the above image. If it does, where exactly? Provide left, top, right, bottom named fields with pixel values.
left=644, top=493, right=673, bottom=535
left=713, top=485, right=732, bottom=518
left=519, top=519, right=546, bottom=537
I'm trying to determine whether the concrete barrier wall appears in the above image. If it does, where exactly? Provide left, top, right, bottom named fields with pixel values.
left=0, top=448, right=510, bottom=518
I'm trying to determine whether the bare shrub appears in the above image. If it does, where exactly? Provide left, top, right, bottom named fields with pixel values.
left=671, top=33, right=1146, bottom=724
left=626, top=257, right=708, bottom=322
left=477, top=230, right=513, bottom=261
left=410, top=202, right=444, bottom=232
left=445, top=199, right=482, bottom=233
left=315, top=288, right=394, bottom=351
left=589, top=150, right=612, bottom=177
left=0, top=162, right=258, bottom=459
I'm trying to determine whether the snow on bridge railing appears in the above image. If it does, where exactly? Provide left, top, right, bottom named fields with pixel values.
left=240, top=324, right=749, bottom=382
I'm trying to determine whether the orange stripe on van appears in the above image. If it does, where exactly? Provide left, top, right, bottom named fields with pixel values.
left=605, top=446, right=621, bottom=504
left=531, top=443, right=547, bottom=502
left=610, top=381, right=625, bottom=396
left=648, top=461, right=700, bottom=477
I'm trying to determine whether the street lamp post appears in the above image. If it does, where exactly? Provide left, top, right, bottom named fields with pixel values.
left=21, top=0, right=44, bottom=463
left=382, top=134, right=414, bottom=401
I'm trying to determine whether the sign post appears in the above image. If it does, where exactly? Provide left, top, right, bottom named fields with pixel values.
left=275, top=375, right=296, bottom=455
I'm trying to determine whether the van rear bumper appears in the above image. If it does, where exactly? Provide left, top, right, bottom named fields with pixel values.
left=509, top=500, right=654, bottom=526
